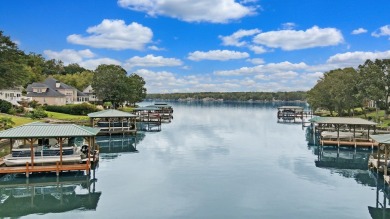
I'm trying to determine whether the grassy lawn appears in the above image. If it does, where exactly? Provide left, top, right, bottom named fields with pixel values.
left=0, top=113, right=40, bottom=127
left=45, top=111, right=89, bottom=121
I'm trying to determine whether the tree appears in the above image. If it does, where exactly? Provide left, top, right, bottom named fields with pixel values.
left=0, top=31, right=29, bottom=89
left=92, top=65, right=130, bottom=108
left=357, top=59, right=390, bottom=121
left=126, top=73, right=147, bottom=105
left=64, top=63, right=87, bottom=74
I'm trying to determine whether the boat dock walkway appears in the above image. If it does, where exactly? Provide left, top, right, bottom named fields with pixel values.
left=0, top=162, right=90, bottom=177
left=321, top=140, right=379, bottom=148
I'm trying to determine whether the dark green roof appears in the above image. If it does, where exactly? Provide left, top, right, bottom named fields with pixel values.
left=88, top=109, right=137, bottom=118
left=0, top=122, right=100, bottom=139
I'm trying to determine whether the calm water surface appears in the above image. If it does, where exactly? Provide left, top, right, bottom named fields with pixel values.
left=0, top=102, right=384, bottom=219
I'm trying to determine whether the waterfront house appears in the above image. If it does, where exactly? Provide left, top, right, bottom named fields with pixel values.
left=26, top=78, right=89, bottom=105
left=0, top=87, right=31, bottom=105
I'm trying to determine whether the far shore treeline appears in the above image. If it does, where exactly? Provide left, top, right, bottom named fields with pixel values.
left=147, top=91, right=307, bottom=102
left=0, top=31, right=146, bottom=107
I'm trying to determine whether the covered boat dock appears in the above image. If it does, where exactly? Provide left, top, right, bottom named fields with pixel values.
left=88, top=109, right=137, bottom=135
left=368, top=134, right=390, bottom=184
left=0, top=122, right=100, bottom=177
left=310, top=117, right=378, bottom=148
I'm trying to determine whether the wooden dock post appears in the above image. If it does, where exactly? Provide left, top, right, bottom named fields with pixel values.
left=56, top=161, right=60, bottom=176
left=25, top=162, right=29, bottom=178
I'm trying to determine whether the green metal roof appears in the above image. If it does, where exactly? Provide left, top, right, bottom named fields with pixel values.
left=310, top=117, right=377, bottom=125
left=149, top=104, right=173, bottom=108
left=133, top=106, right=160, bottom=111
left=87, top=109, right=137, bottom=118
left=0, top=122, right=101, bottom=139
left=370, top=134, right=390, bottom=144
left=277, top=106, right=304, bottom=110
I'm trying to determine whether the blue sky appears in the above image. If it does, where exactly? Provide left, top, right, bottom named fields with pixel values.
left=1, top=0, right=390, bottom=93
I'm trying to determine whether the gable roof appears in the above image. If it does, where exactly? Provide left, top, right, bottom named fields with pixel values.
left=26, top=77, right=87, bottom=98
left=44, top=77, right=75, bottom=90
left=0, top=122, right=100, bottom=139
left=26, top=83, right=65, bottom=97
left=88, top=109, right=137, bottom=118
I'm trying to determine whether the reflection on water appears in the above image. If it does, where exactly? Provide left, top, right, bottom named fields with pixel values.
left=3, top=101, right=390, bottom=218
left=96, top=133, right=145, bottom=154
left=0, top=171, right=100, bottom=218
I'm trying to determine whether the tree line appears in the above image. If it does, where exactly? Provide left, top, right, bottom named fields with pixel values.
left=0, top=31, right=146, bottom=107
left=306, top=59, right=390, bottom=119
left=147, top=91, right=307, bottom=102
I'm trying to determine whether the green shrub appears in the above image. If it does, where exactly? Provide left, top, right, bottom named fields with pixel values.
left=25, top=107, right=48, bottom=119
left=15, top=106, right=25, bottom=114
left=0, top=99, right=12, bottom=113
left=28, top=100, right=41, bottom=108
left=45, top=103, right=99, bottom=115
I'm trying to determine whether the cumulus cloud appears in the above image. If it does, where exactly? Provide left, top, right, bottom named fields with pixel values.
left=253, top=26, right=344, bottom=50
left=372, top=25, right=390, bottom=38
left=214, top=61, right=308, bottom=76
left=79, top=58, right=122, bottom=70
left=281, top=22, right=296, bottom=30
left=67, top=19, right=153, bottom=50
left=118, top=0, right=257, bottom=23
left=246, top=58, right=265, bottom=65
left=248, top=45, right=267, bottom=54
left=188, top=50, right=249, bottom=61
left=326, top=50, right=390, bottom=66
left=148, top=45, right=164, bottom=51
left=351, top=28, right=367, bottom=35
left=43, top=49, right=95, bottom=65
left=219, top=28, right=261, bottom=46
left=124, top=54, right=183, bottom=69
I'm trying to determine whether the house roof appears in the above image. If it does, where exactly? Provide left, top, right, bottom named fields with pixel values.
left=309, top=117, right=377, bottom=125
left=370, top=134, right=390, bottom=144
left=44, top=77, right=75, bottom=90
left=26, top=83, right=65, bottom=97
left=88, top=109, right=137, bottom=118
left=0, top=122, right=100, bottom=139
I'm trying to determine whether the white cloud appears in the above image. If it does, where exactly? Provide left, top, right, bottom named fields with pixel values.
left=351, top=28, right=367, bottom=35
left=118, top=0, right=257, bottom=23
left=188, top=50, right=249, bottom=61
left=326, top=50, right=390, bottom=66
left=219, top=28, right=261, bottom=47
left=215, top=61, right=308, bottom=76
left=372, top=25, right=390, bottom=38
left=253, top=26, right=344, bottom=50
left=43, top=49, right=95, bottom=65
left=246, top=58, right=265, bottom=65
left=248, top=45, right=267, bottom=54
left=67, top=19, right=153, bottom=50
left=124, top=54, right=183, bottom=69
left=79, top=58, right=122, bottom=70
left=148, top=45, right=164, bottom=51
left=281, top=22, right=296, bottom=30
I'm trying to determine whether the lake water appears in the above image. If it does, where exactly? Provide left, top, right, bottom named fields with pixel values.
left=0, top=102, right=386, bottom=219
